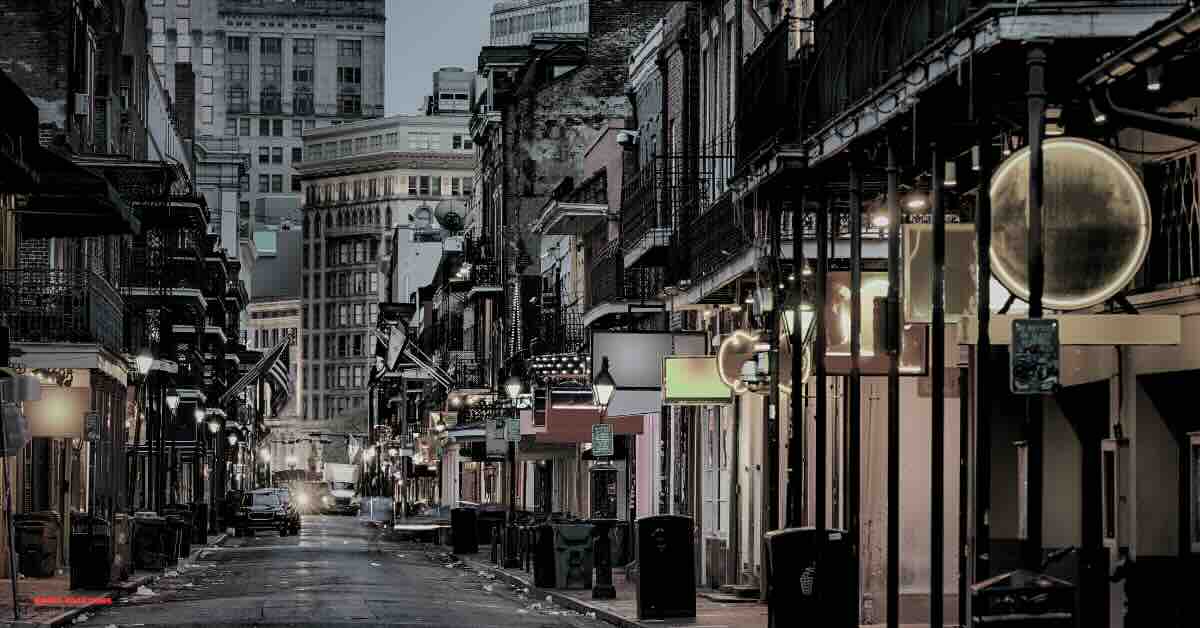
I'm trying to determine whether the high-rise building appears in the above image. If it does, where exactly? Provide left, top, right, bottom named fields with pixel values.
left=297, top=113, right=474, bottom=424
left=427, top=67, right=477, bottom=116
left=145, top=0, right=387, bottom=242
left=489, top=0, right=589, bottom=46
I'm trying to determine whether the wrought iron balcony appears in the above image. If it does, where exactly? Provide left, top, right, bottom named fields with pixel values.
left=1140, top=152, right=1200, bottom=289
left=448, top=354, right=488, bottom=390
left=0, top=269, right=125, bottom=355
left=688, top=194, right=756, bottom=281
left=738, top=17, right=808, bottom=169
left=589, top=240, right=666, bottom=308
left=623, top=154, right=736, bottom=268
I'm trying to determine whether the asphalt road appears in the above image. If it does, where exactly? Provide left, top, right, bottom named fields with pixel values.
left=78, top=515, right=607, bottom=628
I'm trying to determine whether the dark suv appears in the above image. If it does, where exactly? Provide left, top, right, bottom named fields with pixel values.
left=233, top=489, right=291, bottom=537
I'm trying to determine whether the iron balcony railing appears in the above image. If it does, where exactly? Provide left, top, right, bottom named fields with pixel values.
left=448, top=354, right=488, bottom=390
left=687, top=194, right=755, bottom=280
left=738, top=16, right=808, bottom=169
left=589, top=240, right=666, bottom=307
left=1141, top=150, right=1200, bottom=289
left=623, top=154, right=737, bottom=260
left=0, top=269, right=125, bottom=355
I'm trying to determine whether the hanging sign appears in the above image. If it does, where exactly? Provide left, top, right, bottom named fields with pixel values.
left=591, top=423, right=613, bottom=458
left=506, top=417, right=521, bottom=442
left=486, top=419, right=507, bottom=460
left=1011, top=319, right=1060, bottom=394
left=85, top=412, right=100, bottom=442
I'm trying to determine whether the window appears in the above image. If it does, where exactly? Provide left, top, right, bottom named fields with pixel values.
left=418, top=176, right=430, bottom=196
left=175, top=18, right=190, bottom=33
left=292, top=120, right=303, bottom=137
left=228, top=87, right=246, bottom=112
left=354, top=137, right=367, bottom=154
left=337, top=66, right=362, bottom=84
left=339, top=140, right=352, bottom=157
left=271, top=175, right=283, bottom=193
left=273, top=119, right=284, bottom=136
left=451, top=178, right=460, bottom=196
left=152, top=0, right=164, bottom=5
left=337, top=95, right=361, bottom=115
left=385, top=132, right=398, bottom=148
left=258, top=174, right=270, bottom=193
left=258, top=147, right=270, bottom=164
left=368, top=179, right=377, bottom=198
left=200, top=76, right=213, bottom=94
left=260, top=38, right=281, bottom=55
left=151, top=17, right=165, bottom=34
left=383, top=176, right=393, bottom=196
left=338, top=182, right=348, bottom=201
left=227, top=37, right=248, bottom=54
left=452, top=134, right=472, bottom=150
left=306, top=119, right=316, bottom=129
left=352, top=366, right=364, bottom=387
left=259, top=119, right=270, bottom=136
left=294, top=39, right=314, bottom=55
left=408, top=132, right=439, bottom=151
left=227, top=64, right=248, bottom=82
left=177, top=0, right=189, bottom=6
left=370, top=135, right=382, bottom=151
left=272, top=147, right=283, bottom=164
left=407, top=176, right=417, bottom=196
left=291, top=176, right=301, bottom=192
left=262, top=88, right=282, bottom=114
left=337, top=40, right=362, bottom=57
left=369, top=272, right=377, bottom=293
left=202, top=47, right=213, bottom=65
left=177, top=47, right=191, bottom=63
left=261, top=64, right=281, bottom=83
left=293, top=65, right=313, bottom=83
left=239, top=119, right=250, bottom=136
left=200, top=106, right=212, bottom=124
left=152, top=46, right=165, bottom=64
left=432, top=176, right=441, bottom=195
left=353, top=180, right=363, bottom=199
left=292, top=147, right=302, bottom=162
left=225, top=118, right=237, bottom=136
left=294, top=91, right=313, bottom=115
left=353, top=304, right=363, bottom=325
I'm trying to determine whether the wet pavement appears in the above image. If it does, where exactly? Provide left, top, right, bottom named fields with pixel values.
left=75, top=515, right=607, bottom=628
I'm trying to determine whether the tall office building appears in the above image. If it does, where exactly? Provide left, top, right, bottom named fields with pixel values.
left=489, top=0, right=589, bottom=46
left=296, top=110, right=473, bottom=422
left=145, top=0, right=386, bottom=242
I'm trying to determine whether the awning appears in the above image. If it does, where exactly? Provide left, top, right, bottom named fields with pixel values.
left=537, top=407, right=643, bottom=444
left=603, top=389, right=661, bottom=419
left=15, top=148, right=140, bottom=237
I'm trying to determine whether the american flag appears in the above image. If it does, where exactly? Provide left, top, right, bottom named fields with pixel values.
left=219, top=334, right=293, bottom=417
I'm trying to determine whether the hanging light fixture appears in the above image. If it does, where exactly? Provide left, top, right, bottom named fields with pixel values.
left=504, top=374, right=523, bottom=400
left=1146, top=65, right=1163, bottom=92
left=136, top=350, right=154, bottom=377
left=944, top=160, right=958, bottom=187
left=208, top=418, right=221, bottom=434
left=1089, top=97, right=1107, bottom=124
left=592, top=356, right=616, bottom=409
left=259, top=447, right=271, bottom=462
left=194, top=408, right=206, bottom=423
left=165, top=389, right=180, bottom=412
left=227, top=432, right=238, bottom=446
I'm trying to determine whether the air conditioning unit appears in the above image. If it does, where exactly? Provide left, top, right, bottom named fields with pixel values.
left=74, top=92, right=91, bottom=115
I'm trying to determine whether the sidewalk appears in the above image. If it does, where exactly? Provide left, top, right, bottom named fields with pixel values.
left=0, top=532, right=227, bottom=628
left=462, top=555, right=767, bottom=628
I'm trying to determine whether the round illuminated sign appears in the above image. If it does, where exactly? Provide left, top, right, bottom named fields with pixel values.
left=717, top=330, right=760, bottom=394
left=990, top=137, right=1151, bottom=311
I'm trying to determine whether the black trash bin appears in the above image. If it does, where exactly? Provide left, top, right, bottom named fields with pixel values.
left=764, top=527, right=854, bottom=628
left=69, top=514, right=112, bottom=590
left=476, top=504, right=506, bottom=557
left=451, top=507, right=478, bottom=555
left=191, top=503, right=208, bottom=544
left=163, top=514, right=189, bottom=558
left=132, top=515, right=171, bottom=570
left=532, top=523, right=556, bottom=587
left=552, top=523, right=594, bottom=589
left=636, top=514, right=696, bottom=620
left=15, top=511, right=61, bottom=577
left=162, top=506, right=193, bottom=557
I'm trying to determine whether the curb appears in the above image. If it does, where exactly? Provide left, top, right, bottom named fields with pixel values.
left=464, top=559, right=646, bottom=628
left=28, top=535, right=228, bottom=628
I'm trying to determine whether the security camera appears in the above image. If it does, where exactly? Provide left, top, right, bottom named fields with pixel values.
left=616, top=130, right=639, bottom=146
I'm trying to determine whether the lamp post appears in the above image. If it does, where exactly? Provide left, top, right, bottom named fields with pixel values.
left=503, top=370, right=523, bottom=569
left=165, top=390, right=180, bottom=506
left=591, top=356, right=617, bottom=600
left=133, top=350, right=153, bottom=511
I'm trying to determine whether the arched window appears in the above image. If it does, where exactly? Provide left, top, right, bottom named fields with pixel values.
left=374, top=207, right=380, bottom=224
left=324, top=212, right=332, bottom=229
left=385, top=206, right=392, bottom=226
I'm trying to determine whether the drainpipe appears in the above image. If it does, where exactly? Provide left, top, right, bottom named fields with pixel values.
left=1099, top=87, right=1200, bottom=143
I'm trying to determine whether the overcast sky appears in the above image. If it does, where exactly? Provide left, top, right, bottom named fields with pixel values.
left=385, top=1, right=495, bottom=115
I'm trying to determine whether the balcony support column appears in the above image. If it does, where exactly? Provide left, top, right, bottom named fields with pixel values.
left=885, top=139, right=901, bottom=628
left=931, top=141, right=946, bottom=628
left=848, top=156, right=864, bottom=624
left=1024, top=43, right=1047, bottom=572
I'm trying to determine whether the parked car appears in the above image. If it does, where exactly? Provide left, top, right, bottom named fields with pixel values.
left=322, top=480, right=359, bottom=515
left=270, top=487, right=302, bottom=534
left=232, top=489, right=291, bottom=537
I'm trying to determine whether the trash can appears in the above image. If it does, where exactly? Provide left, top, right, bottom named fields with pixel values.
left=552, top=523, right=594, bottom=589
left=111, top=514, right=132, bottom=583
left=971, top=569, right=1075, bottom=627
left=14, top=511, right=61, bottom=577
left=451, top=507, right=478, bottom=555
left=164, top=514, right=189, bottom=558
left=636, top=514, right=696, bottom=619
left=69, top=514, right=112, bottom=590
left=531, top=523, right=557, bottom=587
left=476, top=504, right=506, bottom=553
left=764, top=527, right=854, bottom=628
left=162, top=506, right=193, bottom=557
left=132, top=514, right=171, bottom=570
left=191, top=503, right=208, bottom=544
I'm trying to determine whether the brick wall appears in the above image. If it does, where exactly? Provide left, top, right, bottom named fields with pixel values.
left=0, top=0, right=72, bottom=143
left=586, top=1, right=674, bottom=95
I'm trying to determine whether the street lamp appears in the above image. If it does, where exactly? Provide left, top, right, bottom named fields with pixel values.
left=504, top=374, right=524, bottom=400
left=259, top=448, right=271, bottom=463
left=782, top=300, right=816, bottom=339
left=194, top=408, right=206, bottom=424
left=227, top=432, right=238, bottom=446
left=590, top=356, right=617, bottom=600
left=165, top=389, right=180, bottom=413
left=207, top=418, right=221, bottom=434
left=136, top=350, right=154, bottom=377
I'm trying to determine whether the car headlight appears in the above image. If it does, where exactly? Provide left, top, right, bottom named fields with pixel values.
left=322, top=495, right=333, bottom=504
left=297, top=495, right=309, bottom=506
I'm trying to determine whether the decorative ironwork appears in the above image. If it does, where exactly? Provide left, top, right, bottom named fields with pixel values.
left=687, top=194, right=755, bottom=280
left=0, top=269, right=125, bottom=354
left=738, top=17, right=807, bottom=168
left=1143, top=150, right=1200, bottom=288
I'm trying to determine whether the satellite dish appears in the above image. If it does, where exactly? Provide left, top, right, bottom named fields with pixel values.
left=990, top=137, right=1151, bottom=311
left=434, top=198, right=467, bottom=232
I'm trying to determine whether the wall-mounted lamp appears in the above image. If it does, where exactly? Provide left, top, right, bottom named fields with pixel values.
left=1146, top=65, right=1163, bottom=92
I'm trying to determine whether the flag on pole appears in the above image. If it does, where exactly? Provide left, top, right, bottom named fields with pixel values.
left=267, top=348, right=293, bottom=417
left=218, top=335, right=292, bottom=411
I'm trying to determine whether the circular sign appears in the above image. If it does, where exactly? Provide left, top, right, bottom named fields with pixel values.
left=990, top=137, right=1151, bottom=311
left=717, top=330, right=761, bottom=394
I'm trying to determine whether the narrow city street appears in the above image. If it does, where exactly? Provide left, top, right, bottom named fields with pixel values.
left=76, top=516, right=605, bottom=628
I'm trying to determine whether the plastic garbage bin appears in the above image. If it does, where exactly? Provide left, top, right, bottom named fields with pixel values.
left=14, top=511, right=61, bottom=577
left=69, top=514, right=112, bottom=590
left=552, top=523, right=594, bottom=589
left=764, top=527, right=854, bottom=628
left=132, top=514, right=171, bottom=570
left=636, top=514, right=696, bottom=620
left=451, top=507, right=478, bottom=555
left=111, top=514, right=132, bottom=583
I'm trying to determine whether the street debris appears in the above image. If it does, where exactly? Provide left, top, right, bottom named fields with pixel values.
left=134, top=586, right=155, bottom=597
left=71, top=612, right=89, bottom=623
